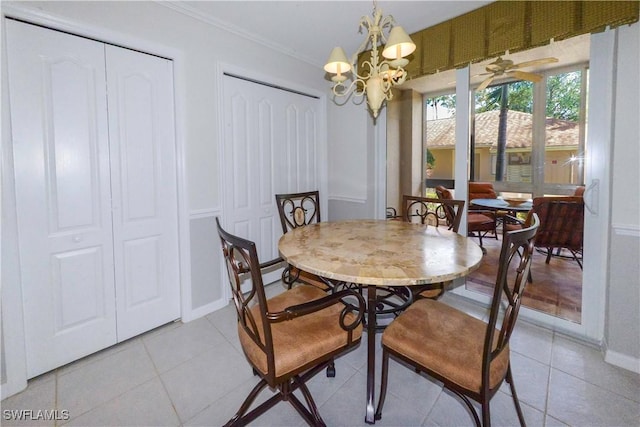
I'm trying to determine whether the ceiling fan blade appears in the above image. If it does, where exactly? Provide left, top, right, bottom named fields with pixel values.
left=476, top=75, right=494, bottom=91
left=470, top=71, right=493, bottom=80
left=512, top=57, right=558, bottom=69
left=509, top=70, right=543, bottom=83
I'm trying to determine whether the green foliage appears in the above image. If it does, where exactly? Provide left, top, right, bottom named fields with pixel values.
left=546, top=71, right=582, bottom=121
left=474, top=71, right=582, bottom=121
left=426, top=148, right=436, bottom=168
left=475, top=81, right=533, bottom=113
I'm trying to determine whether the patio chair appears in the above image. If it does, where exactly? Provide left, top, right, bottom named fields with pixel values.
left=526, top=196, right=584, bottom=271
left=468, top=182, right=498, bottom=207
left=375, top=214, right=540, bottom=427
left=436, top=185, right=497, bottom=251
left=401, top=194, right=465, bottom=300
left=216, top=217, right=364, bottom=426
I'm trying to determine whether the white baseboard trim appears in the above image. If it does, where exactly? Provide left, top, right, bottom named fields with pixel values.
left=182, top=299, right=228, bottom=323
left=189, top=208, right=222, bottom=219
left=605, top=348, right=640, bottom=374
left=329, top=195, right=367, bottom=204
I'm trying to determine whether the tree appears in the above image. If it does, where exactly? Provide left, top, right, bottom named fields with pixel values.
left=475, top=81, right=532, bottom=114
left=473, top=72, right=581, bottom=181
left=426, top=148, right=436, bottom=169
left=547, top=72, right=581, bottom=121
left=426, top=94, right=456, bottom=119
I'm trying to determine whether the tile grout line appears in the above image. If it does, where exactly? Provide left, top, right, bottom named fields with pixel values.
left=141, top=335, right=183, bottom=426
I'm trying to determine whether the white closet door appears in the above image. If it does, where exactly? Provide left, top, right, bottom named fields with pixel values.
left=105, top=46, right=180, bottom=341
left=222, top=76, right=319, bottom=285
left=6, top=20, right=117, bottom=377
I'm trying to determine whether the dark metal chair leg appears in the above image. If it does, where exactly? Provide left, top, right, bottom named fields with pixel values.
left=506, top=364, right=527, bottom=427
left=374, top=350, right=390, bottom=421
left=224, top=379, right=270, bottom=427
left=291, top=376, right=327, bottom=427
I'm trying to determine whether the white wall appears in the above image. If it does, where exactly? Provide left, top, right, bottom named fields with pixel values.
left=605, top=22, right=640, bottom=372
left=0, top=0, right=329, bottom=397
left=326, top=96, right=375, bottom=219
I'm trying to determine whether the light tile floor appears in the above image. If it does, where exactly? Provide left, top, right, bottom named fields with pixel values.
left=3, top=282, right=639, bottom=427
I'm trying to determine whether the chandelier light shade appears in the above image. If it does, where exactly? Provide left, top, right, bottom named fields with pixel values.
left=324, top=2, right=416, bottom=118
left=324, top=47, right=351, bottom=82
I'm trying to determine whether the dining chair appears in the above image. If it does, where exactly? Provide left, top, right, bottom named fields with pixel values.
left=275, top=191, right=330, bottom=290
left=436, top=185, right=497, bottom=251
left=216, top=217, right=365, bottom=426
left=401, top=194, right=465, bottom=300
left=402, top=194, right=465, bottom=231
left=375, top=214, right=540, bottom=427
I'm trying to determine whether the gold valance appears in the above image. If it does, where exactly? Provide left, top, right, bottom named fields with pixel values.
left=407, top=0, right=639, bottom=78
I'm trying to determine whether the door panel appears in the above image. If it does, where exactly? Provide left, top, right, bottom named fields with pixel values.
left=224, top=80, right=279, bottom=269
left=105, top=46, right=180, bottom=341
left=6, top=20, right=117, bottom=377
left=53, top=247, right=108, bottom=330
left=222, top=76, right=320, bottom=286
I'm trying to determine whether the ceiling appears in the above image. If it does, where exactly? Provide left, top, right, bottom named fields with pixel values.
left=171, top=1, right=590, bottom=94
left=175, top=1, right=492, bottom=66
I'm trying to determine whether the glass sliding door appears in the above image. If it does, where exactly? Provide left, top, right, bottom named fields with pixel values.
left=465, top=63, right=588, bottom=324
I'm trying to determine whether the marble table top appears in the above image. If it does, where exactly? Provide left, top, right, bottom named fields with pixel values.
left=278, top=219, right=483, bottom=287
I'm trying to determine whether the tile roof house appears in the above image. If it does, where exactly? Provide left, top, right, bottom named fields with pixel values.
left=427, top=110, right=579, bottom=149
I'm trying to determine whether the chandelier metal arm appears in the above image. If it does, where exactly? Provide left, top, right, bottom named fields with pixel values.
left=323, top=3, right=415, bottom=118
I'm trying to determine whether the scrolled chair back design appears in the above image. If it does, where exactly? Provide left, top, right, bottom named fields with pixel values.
left=220, top=237, right=266, bottom=349
left=402, top=194, right=465, bottom=232
left=277, top=191, right=320, bottom=232
left=490, top=214, right=538, bottom=353
left=405, top=199, right=448, bottom=227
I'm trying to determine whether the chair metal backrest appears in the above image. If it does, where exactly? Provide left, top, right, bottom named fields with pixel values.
left=483, top=214, right=539, bottom=392
left=402, top=194, right=465, bottom=232
left=216, top=217, right=276, bottom=382
left=275, top=191, right=320, bottom=233
left=526, top=196, right=583, bottom=251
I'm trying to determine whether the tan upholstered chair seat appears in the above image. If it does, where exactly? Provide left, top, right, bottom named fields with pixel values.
left=382, top=299, right=509, bottom=392
left=239, top=286, right=363, bottom=378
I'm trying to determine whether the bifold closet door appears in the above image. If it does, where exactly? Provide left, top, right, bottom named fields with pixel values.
left=105, top=46, right=180, bottom=342
left=7, top=20, right=117, bottom=377
left=222, top=75, right=320, bottom=286
left=7, top=20, right=180, bottom=377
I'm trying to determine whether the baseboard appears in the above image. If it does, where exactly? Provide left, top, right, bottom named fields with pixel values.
left=604, top=347, right=640, bottom=374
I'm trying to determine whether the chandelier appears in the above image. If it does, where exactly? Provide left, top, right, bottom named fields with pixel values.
left=323, top=2, right=416, bottom=118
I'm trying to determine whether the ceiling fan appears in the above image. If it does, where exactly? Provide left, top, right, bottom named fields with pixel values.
left=475, top=56, right=559, bottom=91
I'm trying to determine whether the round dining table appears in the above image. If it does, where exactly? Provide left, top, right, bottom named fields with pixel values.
left=278, top=219, right=483, bottom=424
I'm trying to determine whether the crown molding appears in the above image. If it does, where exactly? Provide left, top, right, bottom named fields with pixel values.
left=156, top=1, right=322, bottom=68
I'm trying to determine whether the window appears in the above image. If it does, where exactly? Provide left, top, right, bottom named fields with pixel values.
left=424, top=93, right=456, bottom=195
left=471, top=65, right=587, bottom=197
